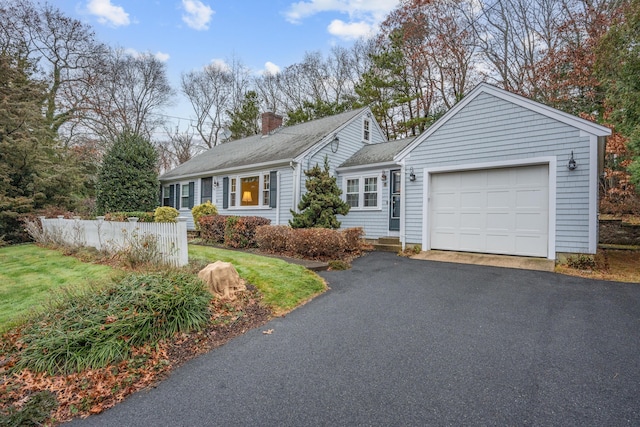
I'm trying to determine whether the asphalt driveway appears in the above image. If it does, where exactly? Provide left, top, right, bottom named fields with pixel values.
left=69, top=252, right=640, bottom=426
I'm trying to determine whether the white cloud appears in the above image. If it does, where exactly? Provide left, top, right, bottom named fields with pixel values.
left=181, top=0, right=214, bottom=31
left=87, top=0, right=130, bottom=26
left=124, top=48, right=171, bottom=62
left=284, top=0, right=398, bottom=40
left=209, top=58, right=230, bottom=72
left=327, top=19, right=373, bottom=40
left=263, top=61, right=281, bottom=75
left=285, top=0, right=398, bottom=23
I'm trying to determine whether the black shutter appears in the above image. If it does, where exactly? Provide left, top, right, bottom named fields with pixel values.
left=222, top=177, right=229, bottom=209
left=169, top=184, right=175, bottom=208
left=188, top=182, right=195, bottom=208
left=269, top=171, right=277, bottom=208
left=175, top=184, right=181, bottom=209
left=158, top=184, right=163, bottom=205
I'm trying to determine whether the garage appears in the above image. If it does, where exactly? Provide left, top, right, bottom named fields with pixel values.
left=429, top=164, right=549, bottom=257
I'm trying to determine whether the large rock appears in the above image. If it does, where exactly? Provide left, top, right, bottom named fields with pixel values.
left=197, top=261, right=246, bottom=299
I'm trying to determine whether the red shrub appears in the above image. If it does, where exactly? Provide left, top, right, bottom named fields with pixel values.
left=198, top=215, right=228, bottom=243
left=224, top=216, right=271, bottom=248
left=288, top=228, right=346, bottom=259
left=341, top=227, right=365, bottom=253
left=255, top=225, right=292, bottom=252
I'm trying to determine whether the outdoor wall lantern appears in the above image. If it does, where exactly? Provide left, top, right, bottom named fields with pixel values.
left=567, top=151, right=577, bottom=171
left=213, top=180, right=219, bottom=188
left=330, top=134, right=339, bottom=153
left=409, top=167, right=416, bottom=181
left=381, top=171, right=387, bottom=182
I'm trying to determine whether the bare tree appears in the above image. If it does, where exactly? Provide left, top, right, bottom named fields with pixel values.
left=181, top=58, right=251, bottom=148
left=81, top=49, right=174, bottom=142
left=0, top=0, right=109, bottom=144
left=156, top=124, right=200, bottom=173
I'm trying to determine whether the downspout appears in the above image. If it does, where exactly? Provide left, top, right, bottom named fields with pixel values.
left=275, top=171, right=281, bottom=225
left=400, top=159, right=407, bottom=251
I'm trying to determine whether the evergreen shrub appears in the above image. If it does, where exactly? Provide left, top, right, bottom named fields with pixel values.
left=191, top=201, right=218, bottom=230
left=153, top=206, right=179, bottom=223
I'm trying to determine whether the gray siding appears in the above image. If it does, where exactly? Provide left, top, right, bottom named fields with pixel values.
left=338, top=168, right=391, bottom=238
left=404, top=92, right=593, bottom=253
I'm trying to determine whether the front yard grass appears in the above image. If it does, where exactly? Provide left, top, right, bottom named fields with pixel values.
left=0, top=244, right=117, bottom=331
left=188, top=244, right=327, bottom=314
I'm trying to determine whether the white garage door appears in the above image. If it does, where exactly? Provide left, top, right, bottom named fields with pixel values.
left=430, top=165, right=549, bottom=257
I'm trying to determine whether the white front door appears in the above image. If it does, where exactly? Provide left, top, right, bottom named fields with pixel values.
left=430, top=165, right=549, bottom=257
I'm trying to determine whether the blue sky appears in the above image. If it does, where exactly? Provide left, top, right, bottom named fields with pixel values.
left=56, top=0, right=399, bottom=126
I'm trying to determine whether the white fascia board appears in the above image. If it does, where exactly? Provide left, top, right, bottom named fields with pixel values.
left=159, top=159, right=290, bottom=183
left=336, top=161, right=400, bottom=173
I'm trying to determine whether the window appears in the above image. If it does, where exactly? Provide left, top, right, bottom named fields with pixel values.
left=226, top=172, right=274, bottom=208
left=163, top=185, right=171, bottom=206
left=346, top=178, right=359, bottom=208
left=263, top=173, right=270, bottom=207
left=363, top=118, right=371, bottom=142
left=240, top=176, right=259, bottom=206
left=201, top=177, right=213, bottom=204
left=364, top=177, right=378, bottom=207
left=181, top=184, right=189, bottom=208
left=344, top=175, right=380, bottom=209
left=230, top=178, right=237, bottom=207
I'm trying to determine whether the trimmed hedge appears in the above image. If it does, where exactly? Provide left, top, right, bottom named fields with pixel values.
left=104, top=211, right=154, bottom=222
left=255, top=225, right=365, bottom=260
left=199, top=215, right=271, bottom=248
left=153, top=206, right=179, bottom=223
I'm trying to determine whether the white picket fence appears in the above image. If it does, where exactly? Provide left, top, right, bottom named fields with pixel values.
left=39, top=216, right=189, bottom=267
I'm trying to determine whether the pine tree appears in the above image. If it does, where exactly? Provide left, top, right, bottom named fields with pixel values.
left=289, top=157, right=350, bottom=229
left=95, top=132, right=159, bottom=214
left=227, top=91, right=260, bottom=140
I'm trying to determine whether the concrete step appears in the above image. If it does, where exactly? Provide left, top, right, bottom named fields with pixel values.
left=372, top=243, right=402, bottom=252
left=377, top=237, right=400, bottom=245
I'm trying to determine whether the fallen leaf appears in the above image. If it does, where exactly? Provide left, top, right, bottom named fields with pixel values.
left=262, top=329, right=274, bottom=335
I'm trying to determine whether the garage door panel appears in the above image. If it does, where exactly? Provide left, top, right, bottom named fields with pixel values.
left=486, top=212, right=512, bottom=230
left=430, top=165, right=548, bottom=257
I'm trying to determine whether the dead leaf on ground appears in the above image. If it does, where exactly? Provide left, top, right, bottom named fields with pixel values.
left=262, top=329, right=274, bottom=335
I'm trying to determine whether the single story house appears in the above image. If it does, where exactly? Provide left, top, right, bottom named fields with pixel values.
left=160, top=83, right=611, bottom=260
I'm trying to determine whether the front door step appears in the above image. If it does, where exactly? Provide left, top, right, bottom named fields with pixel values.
left=371, top=237, right=401, bottom=252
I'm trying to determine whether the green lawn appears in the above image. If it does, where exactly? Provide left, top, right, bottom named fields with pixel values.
left=0, top=244, right=117, bottom=331
left=189, top=245, right=327, bottom=313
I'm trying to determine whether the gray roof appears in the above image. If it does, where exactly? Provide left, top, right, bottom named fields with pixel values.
left=160, top=108, right=366, bottom=180
left=339, top=137, right=415, bottom=168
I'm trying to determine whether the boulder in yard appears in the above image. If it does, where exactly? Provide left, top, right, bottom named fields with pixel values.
left=197, top=261, right=246, bottom=299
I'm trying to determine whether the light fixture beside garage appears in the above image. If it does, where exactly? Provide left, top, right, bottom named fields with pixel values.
left=567, top=151, right=577, bottom=171
left=409, top=167, right=416, bottom=181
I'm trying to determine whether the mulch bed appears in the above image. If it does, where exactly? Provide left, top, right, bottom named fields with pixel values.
left=0, top=286, right=272, bottom=425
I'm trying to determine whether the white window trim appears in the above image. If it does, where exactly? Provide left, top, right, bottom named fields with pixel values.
left=227, top=171, right=273, bottom=210
left=180, top=181, right=190, bottom=210
left=342, top=174, right=382, bottom=211
left=362, top=117, right=371, bottom=142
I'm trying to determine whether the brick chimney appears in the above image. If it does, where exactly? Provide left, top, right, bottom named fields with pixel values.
left=261, top=112, right=283, bottom=136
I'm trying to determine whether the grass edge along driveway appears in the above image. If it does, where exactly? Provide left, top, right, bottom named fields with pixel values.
left=188, top=244, right=327, bottom=315
left=0, top=244, right=117, bottom=331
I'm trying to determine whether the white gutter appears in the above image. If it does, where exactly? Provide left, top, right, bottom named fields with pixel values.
left=336, top=161, right=400, bottom=173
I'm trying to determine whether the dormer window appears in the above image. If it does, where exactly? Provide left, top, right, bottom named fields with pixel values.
left=363, top=117, right=371, bottom=142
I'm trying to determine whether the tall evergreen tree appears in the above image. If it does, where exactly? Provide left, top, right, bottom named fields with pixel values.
left=227, top=90, right=260, bottom=140
left=95, top=132, right=159, bottom=214
left=290, top=157, right=349, bottom=229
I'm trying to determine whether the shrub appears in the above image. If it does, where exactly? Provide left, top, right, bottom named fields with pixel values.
left=199, top=215, right=229, bottom=243
left=256, top=225, right=292, bottom=252
left=288, top=228, right=346, bottom=259
left=16, top=272, right=211, bottom=374
left=105, top=211, right=154, bottom=222
left=342, top=227, right=365, bottom=253
left=154, top=206, right=179, bottom=223
left=566, top=254, right=597, bottom=270
left=192, top=201, right=218, bottom=230
left=224, top=216, right=271, bottom=248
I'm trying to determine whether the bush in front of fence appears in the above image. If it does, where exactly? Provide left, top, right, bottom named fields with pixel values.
left=198, top=215, right=271, bottom=248
left=255, top=226, right=365, bottom=260
left=105, top=211, right=154, bottom=222
left=153, top=206, right=179, bottom=223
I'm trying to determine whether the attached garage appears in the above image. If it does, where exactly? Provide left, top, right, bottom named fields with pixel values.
left=394, top=83, right=611, bottom=260
left=429, top=164, right=550, bottom=257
